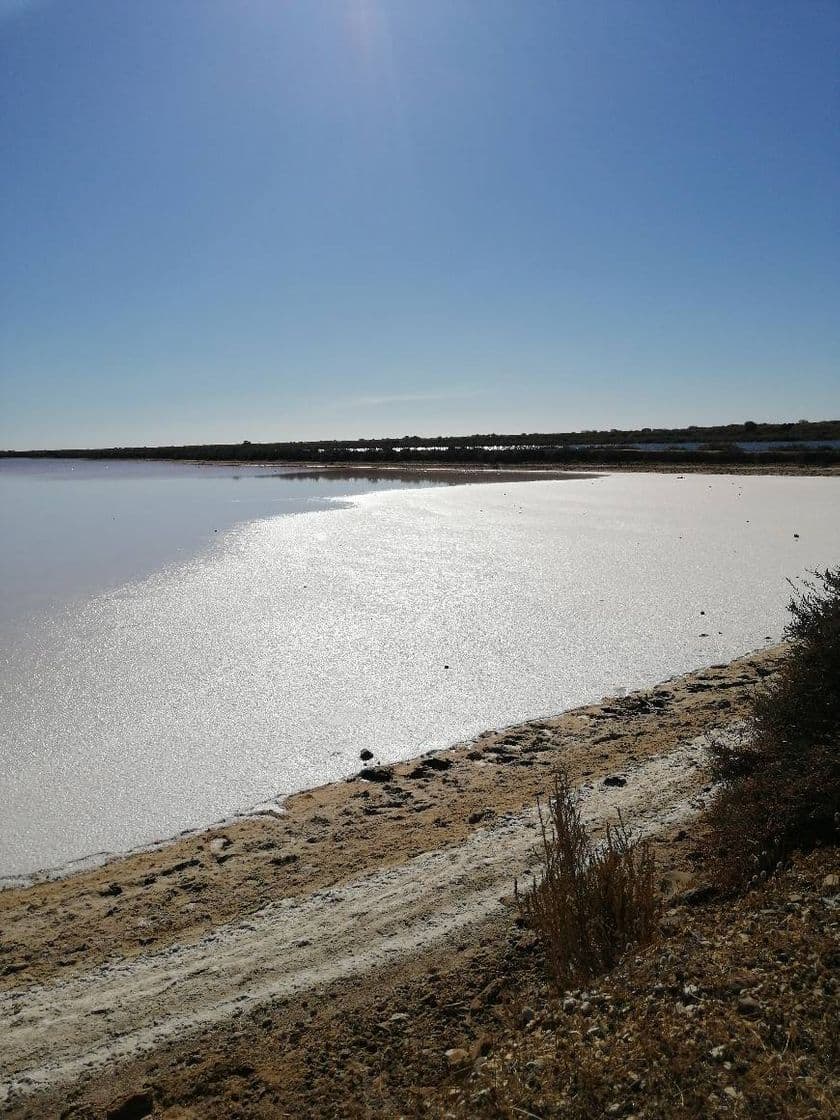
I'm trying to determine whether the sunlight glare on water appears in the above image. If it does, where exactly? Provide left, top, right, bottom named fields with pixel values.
left=2, top=472, right=839, bottom=877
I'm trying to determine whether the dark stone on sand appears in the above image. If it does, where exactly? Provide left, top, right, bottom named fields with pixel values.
left=359, top=749, right=373, bottom=761
left=423, top=756, right=452, bottom=771
left=603, top=775, right=627, bottom=788
left=407, top=756, right=453, bottom=778
left=359, top=765, right=393, bottom=782
left=159, top=858, right=200, bottom=877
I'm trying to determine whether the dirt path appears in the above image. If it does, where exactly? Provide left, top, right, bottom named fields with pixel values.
left=0, top=728, right=725, bottom=1109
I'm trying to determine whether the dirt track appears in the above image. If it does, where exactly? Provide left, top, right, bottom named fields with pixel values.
left=0, top=727, right=727, bottom=1109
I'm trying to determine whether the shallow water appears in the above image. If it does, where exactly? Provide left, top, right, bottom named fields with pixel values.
left=2, top=469, right=839, bottom=878
left=0, top=458, right=437, bottom=635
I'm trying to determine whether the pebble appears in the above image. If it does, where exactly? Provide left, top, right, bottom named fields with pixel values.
left=358, top=765, right=393, bottom=783
left=445, top=1048, right=469, bottom=1068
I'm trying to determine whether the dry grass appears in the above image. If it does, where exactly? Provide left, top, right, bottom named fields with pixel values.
left=707, top=567, right=840, bottom=889
left=516, top=770, right=660, bottom=989
left=430, top=847, right=840, bottom=1120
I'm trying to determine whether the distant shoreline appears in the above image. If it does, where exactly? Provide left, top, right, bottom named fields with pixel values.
left=4, top=454, right=837, bottom=477
left=195, top=458, right=840, bottom=477
left=4, top=419, right=840, bottom=473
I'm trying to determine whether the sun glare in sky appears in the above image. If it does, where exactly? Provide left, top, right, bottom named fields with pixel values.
left=1, top=1, right=838, bottom=447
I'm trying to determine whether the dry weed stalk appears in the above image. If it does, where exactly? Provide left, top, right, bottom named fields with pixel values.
left=517, top=770, right=660, bottom=988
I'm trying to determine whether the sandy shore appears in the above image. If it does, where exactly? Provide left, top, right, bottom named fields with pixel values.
left=0, top=645, right=788, bottom=1116
left=0, top=645, right=782, bottom=991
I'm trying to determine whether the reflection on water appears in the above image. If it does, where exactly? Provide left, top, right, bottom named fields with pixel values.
left=2, top=472, right=839, bottom=878
left=0, top=458, right=438, bottom=633
left=0, top=459, right=584, bottom=633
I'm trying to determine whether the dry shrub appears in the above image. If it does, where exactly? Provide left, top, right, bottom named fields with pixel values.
left=707, top=567, right=840, bottom=889
left=516, top=769, right=660, bottom=988
left=436, top=849, right=839, bottom=1120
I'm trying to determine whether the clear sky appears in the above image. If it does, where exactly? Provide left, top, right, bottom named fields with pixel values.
left=1, top=1, right=838, bottom=448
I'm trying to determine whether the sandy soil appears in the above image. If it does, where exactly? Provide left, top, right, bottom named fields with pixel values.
left=0, top=647, right=786, bottom=1117
left=1, top=729, right=726, bottom=1104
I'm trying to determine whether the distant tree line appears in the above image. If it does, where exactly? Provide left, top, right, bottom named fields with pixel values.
left=4, top=419, right=840, bottom=466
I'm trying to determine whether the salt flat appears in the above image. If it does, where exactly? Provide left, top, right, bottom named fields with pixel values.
left=2, top=472, right=838, bottom=877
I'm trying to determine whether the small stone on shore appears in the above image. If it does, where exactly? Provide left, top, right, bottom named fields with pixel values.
left=358, top=765, right=393, bottom=782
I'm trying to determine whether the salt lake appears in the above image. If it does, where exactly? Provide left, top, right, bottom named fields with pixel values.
left=2, top=460, right=838, bottom=879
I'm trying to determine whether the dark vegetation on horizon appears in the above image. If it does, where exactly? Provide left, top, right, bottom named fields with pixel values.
left=4, top=418, right=840, bottom=466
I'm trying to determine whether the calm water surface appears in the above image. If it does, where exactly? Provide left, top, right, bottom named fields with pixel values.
left=0, top=458, right=438, bottom=636
left=2, top=465, right=839, bottom=879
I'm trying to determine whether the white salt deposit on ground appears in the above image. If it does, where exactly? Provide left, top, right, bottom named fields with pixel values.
left=0, top=729, right=723, bottom=1104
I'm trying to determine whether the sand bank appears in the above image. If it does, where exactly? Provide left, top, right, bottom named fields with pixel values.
left=0, top=646, right=787, bottom=1114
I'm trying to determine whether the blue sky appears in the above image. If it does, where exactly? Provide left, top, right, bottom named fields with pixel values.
left=1, top=1, right=838, bottom=447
